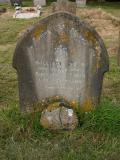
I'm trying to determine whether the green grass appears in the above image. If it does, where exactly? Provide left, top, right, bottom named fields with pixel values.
left=0, top=2, right=120, bottom=160
left=0, top=100, right=120, bottom=160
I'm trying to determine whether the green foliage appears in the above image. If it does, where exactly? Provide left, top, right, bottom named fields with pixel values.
left=0, top=100, right=120, bottom=160
left=83, top=100, right=120, bottom=136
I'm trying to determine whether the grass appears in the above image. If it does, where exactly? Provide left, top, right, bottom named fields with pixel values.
left=0, top=1, right=120, bottom=160
left=0, top=100, right=120, bottom=160
left=87, top=1, right=120, bottom=17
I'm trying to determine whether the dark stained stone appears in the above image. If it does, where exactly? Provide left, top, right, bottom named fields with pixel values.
left=13, top=12, right=109, bottom=112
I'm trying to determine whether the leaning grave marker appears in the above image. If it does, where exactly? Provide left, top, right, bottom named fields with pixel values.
left=13, top=12, right=109, bottom=112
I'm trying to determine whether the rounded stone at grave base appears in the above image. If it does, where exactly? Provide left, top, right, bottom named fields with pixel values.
left=40, top=105, right=78, bottom=131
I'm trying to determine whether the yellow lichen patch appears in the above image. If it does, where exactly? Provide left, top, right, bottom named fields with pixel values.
left=70, top=100, right=79, bottom=109
left=40, top=117, right=50, bottom=129
left=32, top=25, right=47, bottom=39
left=47, top=102, right=60, bottom=112
left=81, top=99, right=93, bottom=112
left=58, top=32, right=70, bottom=43
left=96, top=61, right=102, bottom=70
left=84, top=31, right=97, bottom=46
left=95, top=46, right=102, bottom=70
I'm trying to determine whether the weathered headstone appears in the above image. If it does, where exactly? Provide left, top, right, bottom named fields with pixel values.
left=52, top=0, right=76, bottom=15
left=33, top=0, right=46, bottom=7
left=13, top=12, right=109, bottom=112
left=76, top=0, right=86, bottom=7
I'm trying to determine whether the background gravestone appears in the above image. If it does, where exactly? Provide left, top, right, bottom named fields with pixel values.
left=118, top=31, right=120, bottom=66
left=76, top=0, right=86, bottom=7
left=0, top=0, right=10, bottom=3
left=13, top=12, right=109, bottom=112
left=52, top=0, right=76, bottom=15
left=10, top=0, right=22, bottom=6
left=33, top=0, right=46, bottom=6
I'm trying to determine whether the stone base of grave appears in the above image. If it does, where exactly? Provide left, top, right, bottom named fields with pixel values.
left=13, top=7, right=41, bottom=19
left=40, top=102, right=78, bottom=131
left=52, top=0, right=76, bottom=15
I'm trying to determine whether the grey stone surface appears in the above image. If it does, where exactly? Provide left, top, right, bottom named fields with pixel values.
left=40, top=106, right=78, bottom=130
left=118, top=31, right=120, bottom=66
left=52, top=0, right=76, bottom=15
left=33, top=0, right=46, bottom=6
left=13, top=12, right=109, bottom=112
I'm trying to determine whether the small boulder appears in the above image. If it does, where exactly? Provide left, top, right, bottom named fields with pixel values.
left=40, top=104, right=78, bottom=131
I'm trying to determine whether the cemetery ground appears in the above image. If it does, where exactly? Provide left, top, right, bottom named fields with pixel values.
left=0, top=1, right=120, bottom=160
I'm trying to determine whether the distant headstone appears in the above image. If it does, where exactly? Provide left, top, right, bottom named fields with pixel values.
left=13, top=12, right=109, bottom=112
left=52, top=0, right=76, bottom=15
left=10, top=0, right=22, bottom=6
left=0, top=0, right=10, bottom=3
left=76, top=0, right=86, bottom=7
left=33, top=0, right=46, bottom=6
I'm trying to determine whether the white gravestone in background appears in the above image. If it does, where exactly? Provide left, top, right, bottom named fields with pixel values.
left=0, top=0, right=10, bottom=3
left=33, top=0, right=46, bottom=6
left=76, top=0, right=86, bottom=7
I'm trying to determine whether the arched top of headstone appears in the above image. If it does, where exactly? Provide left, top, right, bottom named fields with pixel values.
left=13, top=12, right=109, bottom=112
left=13, top=12, right=108, bottom=70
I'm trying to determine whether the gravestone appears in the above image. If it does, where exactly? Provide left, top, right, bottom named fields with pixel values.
left=33, top=0, right=46, bottom=7
left=10, top=0, right=22, bottom=6
left=76, top=0, right=86, bottom=7
left=52, top=0, right=76, bottom=15
left=13, top=12, right=109, bottom=112
left=0, top=0, right=10, bottom=3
